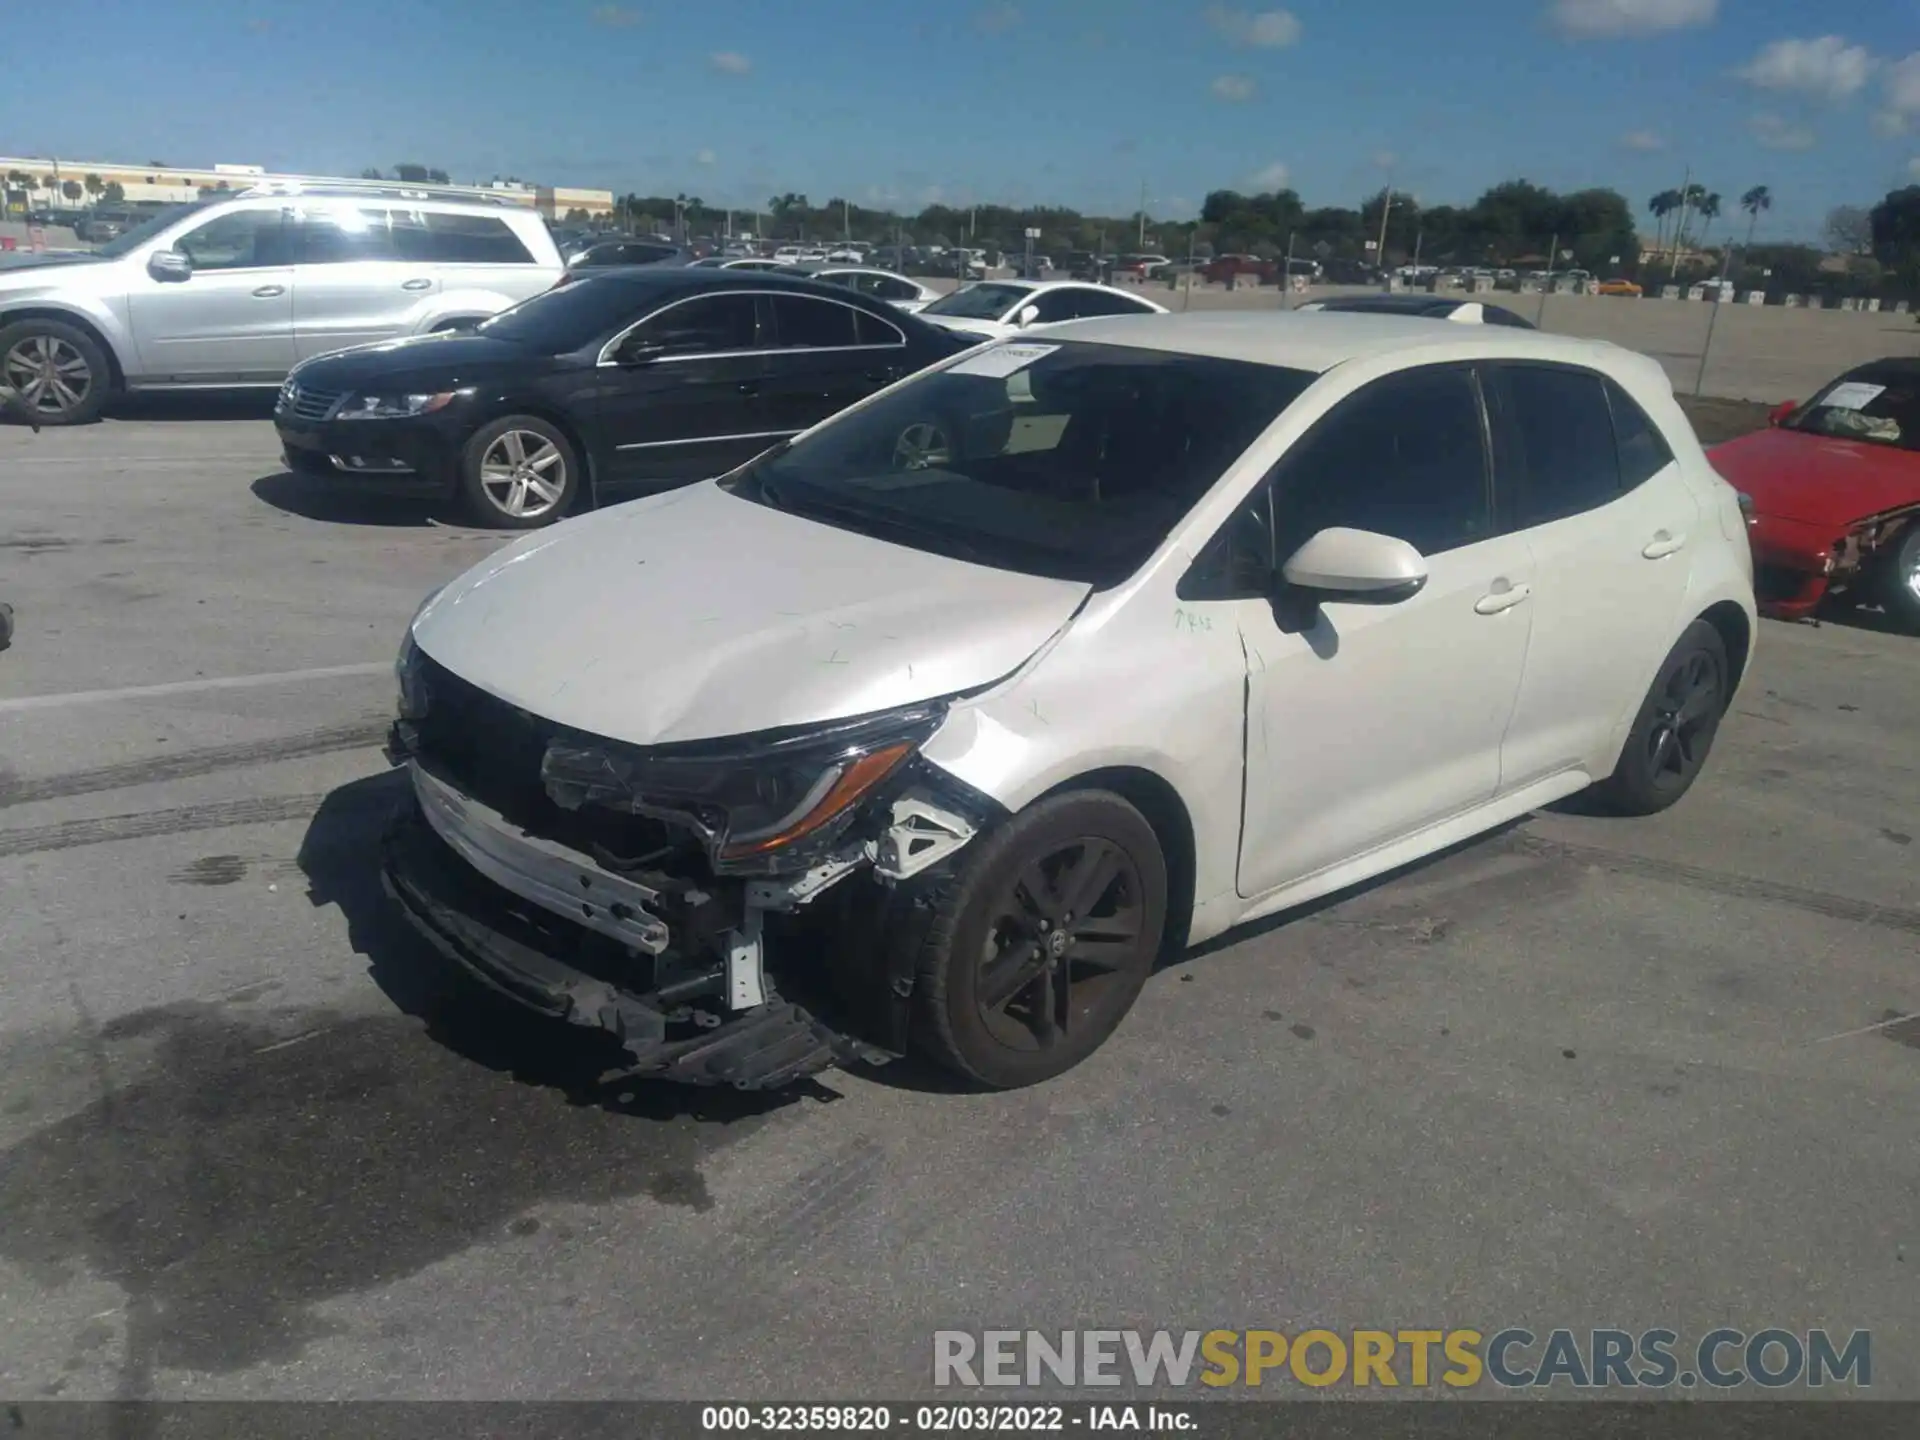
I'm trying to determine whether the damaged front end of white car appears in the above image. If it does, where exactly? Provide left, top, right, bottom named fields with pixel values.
left=379, top=636, right=1000, bottom=1088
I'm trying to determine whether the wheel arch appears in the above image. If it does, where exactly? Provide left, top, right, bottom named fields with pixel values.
left=0, top=305, right=126, bottom=390
left=1033, top=764, right=1197, bottom=955
left=1697, top=599, right=1752, bottom=695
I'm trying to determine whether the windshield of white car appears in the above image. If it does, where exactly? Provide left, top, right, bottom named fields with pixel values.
left=921, top=282, right=1032, bottom=320
left=91, top=201, right=213, bottom=258
left=724, top=340, right=1317, bottom=584
left=473, top=276, right=635, bottom=351
left=1782, top=368, right=1919, bottom=452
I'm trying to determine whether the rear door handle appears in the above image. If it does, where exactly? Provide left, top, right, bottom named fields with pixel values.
left=736, top=380, right=761, bottom=396
left=251, top=284, right=285, bottom=298
left=864, top=367, right=901, bottom=383
left=1474, top=582, right=1532, bottom=615
left=1642, top=530, right=1686, bottom=559
left=401, top=278, right=433, bottom=291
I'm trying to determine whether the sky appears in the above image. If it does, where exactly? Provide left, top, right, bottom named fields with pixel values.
left=4, top=0, right=1917, bottom=242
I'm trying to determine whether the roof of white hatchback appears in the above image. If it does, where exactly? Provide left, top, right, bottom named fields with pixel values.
left=1045, top=308, right=1627, bottom=376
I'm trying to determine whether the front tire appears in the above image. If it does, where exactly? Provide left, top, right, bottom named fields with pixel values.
left=0, top=319, right=110, bottom=426
left=911, top=790, right=1168, bottom=1089
left=1877, top=528, right=1920, bottom=634
left=457, top=415, right=580, bottom=529
left=1591, top=621, right=1730, bottom=815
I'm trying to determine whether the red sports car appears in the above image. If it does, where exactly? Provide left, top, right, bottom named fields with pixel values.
left=1708, top=358, right=1920, bottom=631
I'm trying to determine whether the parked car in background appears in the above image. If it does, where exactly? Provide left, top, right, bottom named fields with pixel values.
left=1595, top=279, right=1643, bottom=297
left=270, top=268, right=972, bottom=528
left=0, top=182, right=564, bottom=425
left=774, top=263, right=940, bottom=312
left=916, top=279, right=1168, bottom=342
left=378, top=312, right=1756, bottom=1091
left=1297, top=294, right=1537, bottom=327
left=563, top=237, right=689, bottom=270
left=1203, top=254, right=1275, bottom=285
left=1707, top=358, right=1920, bottom=630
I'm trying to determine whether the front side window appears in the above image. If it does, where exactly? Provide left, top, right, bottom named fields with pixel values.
left=174, top=209, right=290, bottom=270
left=920, top=282, right=1033, bottom=321
left=1498, top=364, right=1623, bottom=527
left=626, top=294, right=759, bottom=356
left=725, top=340, right=1315, bottom=584
left=1270, top=365, right=1492, bottom=560
left=1781, top=368, right=1920, bottom=452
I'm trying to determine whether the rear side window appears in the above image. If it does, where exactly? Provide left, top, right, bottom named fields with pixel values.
left=296, top=208, right=400, bottom=263
left=853, top=309, right=905, bottom=346
left=770, top=295, right=861, bottom=348
left=406, top=212, right=536, bottom=265
left=1605, top=379, right=1676, bottom=486
left=1499, top=365, right=1623, bottom=527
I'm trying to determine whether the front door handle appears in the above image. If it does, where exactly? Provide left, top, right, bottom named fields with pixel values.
left=1642, top=530, right=1686, bottom=559
left=401, top=278, right=433, bottom=291
left=864, top=367, right=901, bottom=383
left=736, top=380, right=761, bottom=396
left=251, top=284, right=286, bottom=298
left=1473, top=581, right=1532, bottom=615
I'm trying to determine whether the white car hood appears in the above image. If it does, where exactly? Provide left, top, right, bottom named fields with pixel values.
left=920, top=313, right=1014, bottom=341
left=412, top=481, right=1090, bottom=747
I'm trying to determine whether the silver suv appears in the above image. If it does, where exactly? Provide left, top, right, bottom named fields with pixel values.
left=0, top=184, right=564, bottom=425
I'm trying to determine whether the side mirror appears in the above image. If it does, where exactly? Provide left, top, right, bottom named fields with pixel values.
left=1279, top=526, right=1428, bottom=605
left=147, top=249, right=192, bottom=283
left=1768, top=400, right=1796, bottom=426
left=1015, top=304, right=1040, bottom=328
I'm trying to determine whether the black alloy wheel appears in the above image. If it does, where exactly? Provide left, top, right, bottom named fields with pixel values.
left=1593, top=620, right=1729, bottom=815
left=912, top=791, right=1167, bottom=1088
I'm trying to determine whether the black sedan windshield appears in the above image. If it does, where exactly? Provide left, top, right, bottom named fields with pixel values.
left=474, top=277, right=634, bottom=353
left=921, top=283, right=1032, bottom=320
left=726, top=340, right=1316, bottom=584
left=1783, top=367, right=1920, bottom=452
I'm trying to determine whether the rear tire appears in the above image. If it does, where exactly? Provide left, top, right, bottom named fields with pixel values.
left=457, top=415, right=580, bottom=530
left=0, top=318, right=110, bottom=426
left=911, top=790, right=1167, bottom=1089
left=1877, top=528, right=1920, bottom=635
left=1591, top=621, right=1729, bottom=816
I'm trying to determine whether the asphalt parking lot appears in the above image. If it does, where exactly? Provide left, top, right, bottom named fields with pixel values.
left=2, top=392, right=1918, bottom=1403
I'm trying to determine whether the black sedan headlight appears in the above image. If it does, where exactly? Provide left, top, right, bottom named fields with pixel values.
left=337, top=392, right=457, bottom=421
left=540, top=702, right=948, bottom=872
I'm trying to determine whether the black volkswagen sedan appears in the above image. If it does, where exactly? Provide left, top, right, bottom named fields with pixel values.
left=273, top=270, right=975, bottom=528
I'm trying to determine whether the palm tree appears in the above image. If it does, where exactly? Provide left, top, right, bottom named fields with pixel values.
left=1647, top=190, right=1681, bottom=256
left=61, top=180, right=82, bottom=204
left=1693, top=192, right=1723, bottom=251
left=82, top=173, right=104, bottom=204
left=1740, top=185, right=1772, bottom=250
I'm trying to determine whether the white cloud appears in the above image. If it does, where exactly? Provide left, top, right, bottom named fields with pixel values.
left=1881, top=52, right=1920, bottom=125
left=974, top=2, right=1020, bottom=33
left=1619, top=128, right=1665, bottom=151
left=1546, top=0, right=1714, bottom=40
left=709, top=51, right=751, bottom=74
left=1204, top=6, right=1302, bottom=48
left=1211, top=74, right=1257, bottom=101
left=1372, top=149, right=1397, bottom=169
left=1874, top=110, right=1908, bottom=136
left=695, top=148, right=717, bottom=166
left=1910, top=157, right=1920, bottom=179
left=1248, top=161, right=1291, bottom=189
left=1749, top=113, right=1817, bottom=151
left=589, top=4, right=640, bottom=26
left=921, top=185, right=945, bottom=204
left=1734, top=36, right=1874, bottom=102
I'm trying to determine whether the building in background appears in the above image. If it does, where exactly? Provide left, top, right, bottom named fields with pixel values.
left=0, top=155, right=612, bottom=218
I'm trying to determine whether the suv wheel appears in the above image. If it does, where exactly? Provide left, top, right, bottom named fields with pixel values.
left=458, top=415, right=580, bottom=529
left=0, top=320, right=110, bottom=426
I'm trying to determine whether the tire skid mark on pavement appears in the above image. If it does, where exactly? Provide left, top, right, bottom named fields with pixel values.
left=1507, top=831, right=1920, bottom=936
left=0, top=719, right=390, bottom=809
left=0, top=794, right=335, bottom=858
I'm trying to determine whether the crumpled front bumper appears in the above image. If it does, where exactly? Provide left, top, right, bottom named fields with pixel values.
left=379, top=795, right=896, bottom=1088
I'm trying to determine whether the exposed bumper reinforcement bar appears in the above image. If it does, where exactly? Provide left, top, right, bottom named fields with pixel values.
left=381, top=799, right=895, bottom=1088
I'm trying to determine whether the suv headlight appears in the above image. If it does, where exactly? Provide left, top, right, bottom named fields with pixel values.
left=338, top=392, right=455, bottom=421
left=541, top=701, right=949, bottom=872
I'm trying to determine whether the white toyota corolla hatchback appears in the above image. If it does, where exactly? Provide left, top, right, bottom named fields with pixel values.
left=380, top=312, right=1757, bottom=1090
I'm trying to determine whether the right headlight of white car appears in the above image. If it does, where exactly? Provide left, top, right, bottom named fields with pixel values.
left=395, top=586, right=443, bottom=720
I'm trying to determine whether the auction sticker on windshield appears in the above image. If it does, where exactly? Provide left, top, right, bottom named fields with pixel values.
left=1821, top=382, right=1886, bottom=411
left=949, top=343, right=1060, bottom=378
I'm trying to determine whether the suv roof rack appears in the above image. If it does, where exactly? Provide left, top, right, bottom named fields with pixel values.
left=230, top=180, right=516, bottom=206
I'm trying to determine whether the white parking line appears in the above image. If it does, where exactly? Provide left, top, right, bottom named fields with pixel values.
left=0, top=662, right=390, bottom=713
